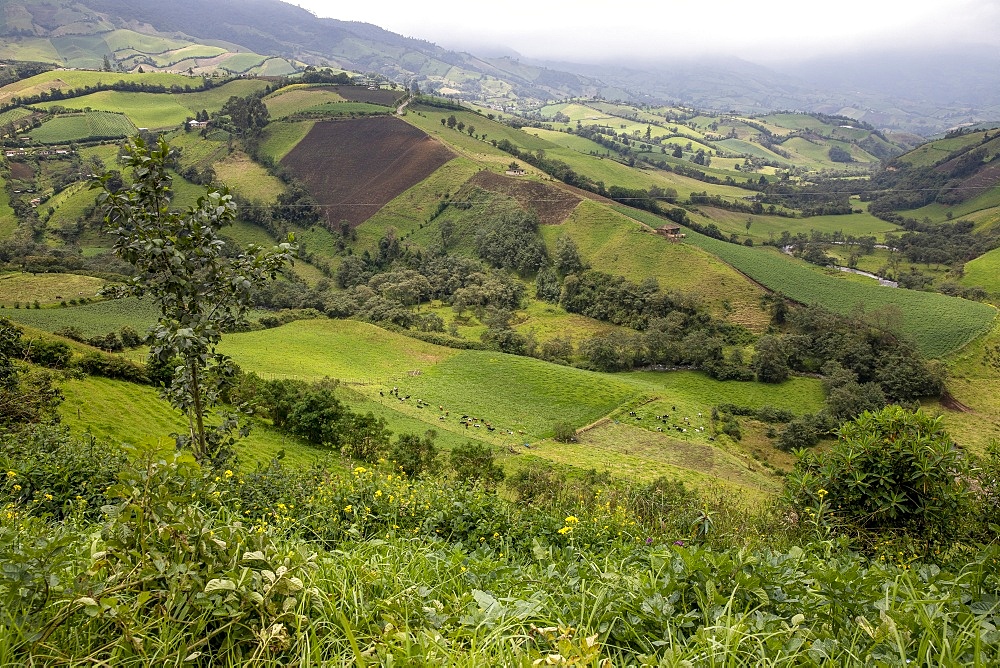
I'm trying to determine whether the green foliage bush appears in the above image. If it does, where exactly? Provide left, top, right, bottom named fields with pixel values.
left=75, top=351, right=148, bottom=384
left=785, top=406, right=971, bottom=542
left=449, top=441, right=505, bottom=489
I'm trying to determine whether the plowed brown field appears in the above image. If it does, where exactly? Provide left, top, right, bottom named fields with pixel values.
left=281, top=117, right=454, bottom=228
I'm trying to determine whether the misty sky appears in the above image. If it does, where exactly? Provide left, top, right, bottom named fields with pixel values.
left=292, top=0, right=999, bottom=63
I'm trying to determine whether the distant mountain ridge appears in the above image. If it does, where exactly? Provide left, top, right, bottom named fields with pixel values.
left=3, top=0, right=1000, bottom=134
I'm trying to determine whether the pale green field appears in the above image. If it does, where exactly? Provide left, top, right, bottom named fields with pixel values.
left=255, top=58, right=299, bottom=77
left=695, top=204, right=899, bottom=243
left=218, top=318, right=458, bottom=383
left=264, top=86, right=345, bottom=119
left=780, top=137, right=878, bottom=169
left=714, top=139, right=791, bottom=162
left=905, top=187, right=1000, bottom=227
left=32, top=80, right=270, bottom=129
left=215, top=52, right=268, bottom=73
left=0, top=69, right=201, bottom=105
left=259, top=120, right=315, bottom=162
left=102, top=29, right=191, bottom=54
left=213, top=152, right=286, bottom=202
left=58, top=376, right=324, bottom=468
left=352, top=157, right=481, bottom=252
left=0, top=182, right=15, bottom=239
left=0, top=37, right=63, bottom=64
left=897, top=133, right=985, bottom=167
left=962, top=247, right=1000, bottom=295
left=547, top=421, right=779, bottom=494
left=0, top=272, right=104, bottom=305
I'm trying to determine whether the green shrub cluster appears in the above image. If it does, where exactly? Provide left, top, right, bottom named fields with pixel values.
left=2, top=425, right=999, bottom=665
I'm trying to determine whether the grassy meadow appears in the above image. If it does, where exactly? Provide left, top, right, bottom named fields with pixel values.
left=31, top=80, right=270, bottom=129
left=0, top=272, right=104, bottom=306
left=211, top=317, right=828, bottom=491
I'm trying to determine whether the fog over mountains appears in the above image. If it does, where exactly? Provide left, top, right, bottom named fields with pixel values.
left=4, top=0, right=1000, bottom=134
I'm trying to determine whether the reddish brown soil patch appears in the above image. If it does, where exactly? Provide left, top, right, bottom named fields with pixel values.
left=316, top=85, right=400, bottom=106
left=466, top=171, right=581, bottom=224
left=281, top=117, right=454, bottom=228
left=8, top=161, right=33, bottom=180
left=940, top=391, right=973, bottom=413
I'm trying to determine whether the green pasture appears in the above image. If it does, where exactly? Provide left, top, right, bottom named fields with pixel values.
left=0, top=272, right=104, bottom=305
left=30, top=111, right=135, bottom=144
left=695, top=204, right=898, bottom=243
left=897, top=133, right=985, bottom=167
left=714, top=139, right=791, bottom=162
left=617, top=206, right=996, bottom=357
left=31, top=80, right=269, bottom=129
left=780, top=137, right=877, bottom=169
left=216, top=52, right=268, bottom=73
left=418, top=298, right=623, bottom=352
left=761, top=113, right=832, bottom=133
left=219, top=318, right=458, bottom=383
left=102, top=29, right=190, bottom=54
left=225, top=219, right=278, bottom=248
left=213, top=316, right=832, bottom=489
left=167, top=130, right=230, bottom=166
left=44, top=181, right=98, bottom=231
left=0, top=185, right=14, bottom=239
left=254, top=58, right=298, bottom=77
left=379, top=349, right=642, bottom=439
left=148, top=44, right=227, bottom=66
left=409, top=106, right=551, bottom=154
left=213, top=152, right=285, bottom=202
left=265, top=87, right=345, bottom=118
left=904, top=187, right=1000, bottom=227
left=0, top=107, right=33, bottom=127
left=542, top=200, right=768, bottom=330
left=0, top=37, right=63, bottom=64
left=962, top=247, right=1000, bottom=295
left=3, top=296, right=159, bottom=336
left=52, top=35, right=116, bottom=69
left=352, top=157, right=482, bottom=252
left=58, top=376, right=323, bottom=469
left=0, top=69, right=199, bottom=103
left=259, top=120, right=314, bottom=162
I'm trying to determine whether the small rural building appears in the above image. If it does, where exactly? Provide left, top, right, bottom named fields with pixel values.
left=505, top=167, right=526, bottom=176
left=656, top=224, right=685, bottom=240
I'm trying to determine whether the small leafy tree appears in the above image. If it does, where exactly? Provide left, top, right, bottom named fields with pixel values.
left=95, top=137, right=294, bottom=465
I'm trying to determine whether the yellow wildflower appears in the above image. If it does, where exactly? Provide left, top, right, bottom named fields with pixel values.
left=224, top=470, right=234, bottom=478
left=558, top=526, right=573, bottom=535
left=817, top=488, right=828, bottom=498
left=5, top=471, right=15, bottom=479
left=344, top=505, right=353, bottom=513
left=44, top=493, right=53, bottom=501
left=565, top=516, right=579, bottom=525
